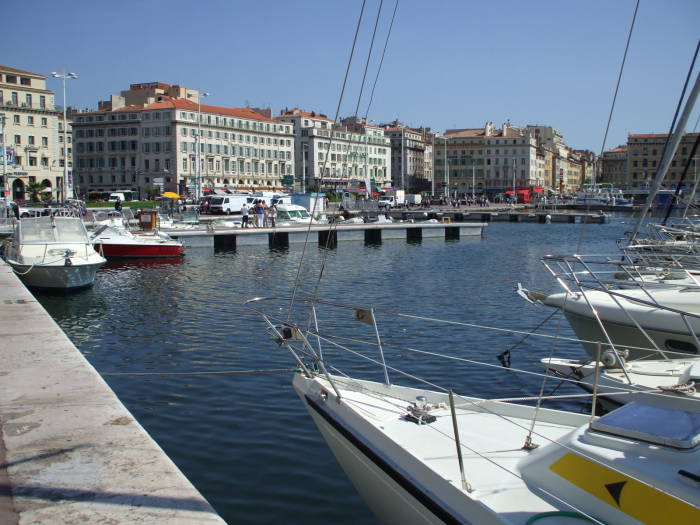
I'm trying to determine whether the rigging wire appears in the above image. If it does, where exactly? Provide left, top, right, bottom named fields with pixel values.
left=575, top=0, right=639, bottom=251
left=364, top=0, right=399, bottom=120
left=661, top=39, right=700, bottom=225
left=354, top=0, right=384, bottom=118
left=286, top=1, right=367, bottom=321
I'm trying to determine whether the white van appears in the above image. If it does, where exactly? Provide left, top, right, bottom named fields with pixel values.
left=209, top=194, right=250, bottom=214
left=108, top=192, right=126, bottom=202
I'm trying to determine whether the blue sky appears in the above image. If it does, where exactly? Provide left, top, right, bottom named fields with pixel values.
left=9, top=0, right=700, bottom=152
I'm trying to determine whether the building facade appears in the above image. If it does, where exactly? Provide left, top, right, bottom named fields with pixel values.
left=380, top=121, right=433, bottom=193
left=432, top=122, right=586, bottom=198
left=0, top=65, right=65, bottom=201
left=72, top=82, right=295, bottom=198
left=278, top=108, right=391, bottom=191
left=600, top=145, right=627, bottom=187
left=626, top=133, right=700, bottom=189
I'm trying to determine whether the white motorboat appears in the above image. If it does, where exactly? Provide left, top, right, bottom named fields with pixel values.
left=3, top=216, right=106, bottom=290
left=542, top=286, right=700, bottom=360
left=249, top=296, right=700, bottom=525
left=275, top=204, right=321, bottom=226
left=542, top=356, right=700, bottom=408
left=90, top=225, right=183, bottom=258
left=575, top=184, right=632, bottom=206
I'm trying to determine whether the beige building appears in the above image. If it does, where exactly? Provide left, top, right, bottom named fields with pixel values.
left=600, top=145, right=627, bottom=187
left=0, top=65, right=65, bottom=201
left=278, top=108, right=391, bottom=191
left=627, top=133, right=700, bottom=189
left=72, top=82, right=295, bottom=198
left=380, top=121, right=434, bottom=193
left=432, top=122, right=586, bottom=198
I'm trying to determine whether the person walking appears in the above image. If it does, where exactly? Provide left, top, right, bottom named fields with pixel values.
left=241, top=202, right=250, bottom=228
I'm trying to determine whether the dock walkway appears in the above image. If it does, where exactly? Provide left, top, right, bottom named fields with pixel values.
left=0, top=263, right=226, bottom=524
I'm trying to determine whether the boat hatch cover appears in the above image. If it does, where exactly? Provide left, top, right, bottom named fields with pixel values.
left=590, top=402, right=700, bottom=449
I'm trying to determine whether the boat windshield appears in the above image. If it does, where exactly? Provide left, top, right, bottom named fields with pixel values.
left=20, top=217, right=88, bottom=243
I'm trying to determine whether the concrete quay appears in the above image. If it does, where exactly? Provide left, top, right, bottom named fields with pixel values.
left=0, top=263, right=226, bottom=524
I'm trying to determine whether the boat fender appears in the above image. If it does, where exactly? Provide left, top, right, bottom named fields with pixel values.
left=64, top=257, right=72, bottom=266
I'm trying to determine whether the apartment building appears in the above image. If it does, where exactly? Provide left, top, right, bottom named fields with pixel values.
left=432, top=122, right=587, bottom=197
left=0, top=65, right=65, bottom=201
left=278, top=108, right=391, bottom=191
left=435, top=122, right=540, bottom=198
left=600, top=145, right=627, bottom=187
left=380, top=121, right=433, bottom=193
left=627, top=133, right=700, bottom=189
left=72, top=82, right=294, bottom=198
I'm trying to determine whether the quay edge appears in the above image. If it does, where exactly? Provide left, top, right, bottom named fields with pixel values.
left=0, top=262, right=227, bottom=524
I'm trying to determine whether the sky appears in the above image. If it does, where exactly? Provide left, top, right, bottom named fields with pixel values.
left=9, top=0, right=700, bottom=153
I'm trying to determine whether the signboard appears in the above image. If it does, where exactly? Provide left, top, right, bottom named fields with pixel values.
left=282, top=174, right=294, bottom=186
left=1, top=147, right=14, bottom=165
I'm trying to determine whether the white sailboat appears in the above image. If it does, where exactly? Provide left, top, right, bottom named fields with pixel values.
left=249, top=296, right=700, bottom=524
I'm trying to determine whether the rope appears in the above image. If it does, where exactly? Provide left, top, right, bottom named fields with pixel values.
left=100, top=368, right=295, bottom=377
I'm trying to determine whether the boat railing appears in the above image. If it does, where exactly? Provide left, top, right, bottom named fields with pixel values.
left=247, top=295, right=697, bottom=407
left=541, top=253, right=700, bottom=361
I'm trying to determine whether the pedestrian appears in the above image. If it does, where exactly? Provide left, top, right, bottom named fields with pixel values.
left=241, top=202, right=250, bottom=228
left=268, top=204, right=277, bottom=227
left=255, top=200, right=265, bottom=228
left=114, top=198, right=122, bottom=212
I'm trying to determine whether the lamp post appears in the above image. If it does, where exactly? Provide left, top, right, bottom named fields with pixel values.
left=301, top=142, right=308, bottom=193
left=439, top=136, right=449, bottom=199
left=511, top=158, right=517, bottom=206
left=1, top=113, right=7, bottom=206
left=187, top=91, right=209, bottom=200
left=51, top=71, right=78, bottom=202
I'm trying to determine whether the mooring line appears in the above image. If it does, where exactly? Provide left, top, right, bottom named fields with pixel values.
left=100, top=368, right=295, bottom=377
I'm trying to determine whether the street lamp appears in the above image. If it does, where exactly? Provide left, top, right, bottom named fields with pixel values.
left=187, top=91, right=209, bottom=200
left=511, top=158, right=517, bottom=206
left=51, top=71, right=78, bottom=201
left=301, top=142, right=309, bottom=193
left=438, top=136, right=449, bottom=199
left=1, top=113, right=7, bottom=206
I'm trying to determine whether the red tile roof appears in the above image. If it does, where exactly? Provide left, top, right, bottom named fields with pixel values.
left=445, top=128, right=487, bottom=138
left=0, top=65, right=45, bottom=77
left=278, top=108, right=333, bottom=121
left=78, top=97, right=280, bottom=122
left=629, top=132, right=700, bottom=139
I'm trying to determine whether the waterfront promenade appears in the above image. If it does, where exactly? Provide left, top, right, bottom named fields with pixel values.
left=0, top=262, right=226, bottom=524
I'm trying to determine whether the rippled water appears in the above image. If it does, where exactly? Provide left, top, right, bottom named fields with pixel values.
left=35, top=218, right=635, bottom=524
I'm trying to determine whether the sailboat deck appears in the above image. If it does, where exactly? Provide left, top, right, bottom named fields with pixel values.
left=319, top=377, right=584, bottom=516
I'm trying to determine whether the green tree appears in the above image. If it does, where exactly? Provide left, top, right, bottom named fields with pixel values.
left=25, top=181, right=47, bottom=203
left=146, top=185, right=161, bottom=200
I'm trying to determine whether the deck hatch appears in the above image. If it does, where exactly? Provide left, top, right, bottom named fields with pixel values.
left=590, top=402, right=700, bottom=449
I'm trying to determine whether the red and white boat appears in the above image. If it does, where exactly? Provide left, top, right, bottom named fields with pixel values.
left=90, top=225, right=183, bottom=258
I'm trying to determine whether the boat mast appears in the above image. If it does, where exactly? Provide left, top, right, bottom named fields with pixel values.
left=627, top=71, right=700, bottom=245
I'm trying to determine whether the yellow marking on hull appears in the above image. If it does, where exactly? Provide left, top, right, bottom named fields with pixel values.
left=550, top=453, right=699, bottom=524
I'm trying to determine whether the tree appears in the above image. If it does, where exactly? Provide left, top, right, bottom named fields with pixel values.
left=145, top=185, right=161, bottom=200
left=26, top=181, right=47, bottom=203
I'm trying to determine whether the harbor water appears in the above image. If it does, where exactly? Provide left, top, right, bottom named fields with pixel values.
left=35, top=218, right=635, bottom=524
